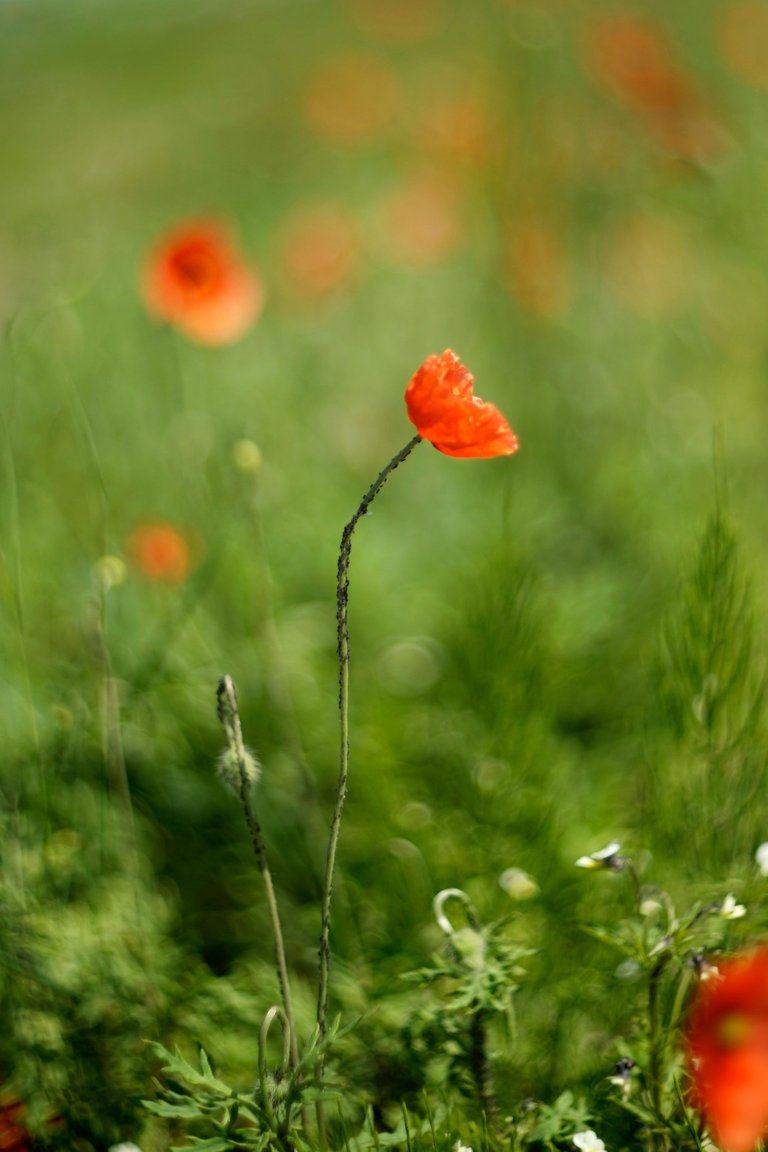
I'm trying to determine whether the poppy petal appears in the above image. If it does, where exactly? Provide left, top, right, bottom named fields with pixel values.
left=405, top=349, right=518, bottom=459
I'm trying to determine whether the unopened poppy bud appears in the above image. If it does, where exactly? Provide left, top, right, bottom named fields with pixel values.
left=498, top=867, right=539, bottom=900
left=94, top=554, right=127, bottom=590
left=451, top=926, right=487, bottom=970
left=233, top=439, right=263, bottom=473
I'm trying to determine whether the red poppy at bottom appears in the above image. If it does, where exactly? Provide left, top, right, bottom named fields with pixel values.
left=405, top=349, right=518, bottom=459
left=687, top=947, right=768, bottom=1152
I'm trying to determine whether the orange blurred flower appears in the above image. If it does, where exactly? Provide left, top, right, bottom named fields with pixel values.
left=345, top=0, right=440, bottom=44
left=141, top=221, right=264, bottom=346
left=687, top=947, right=768, bottom=1152
left=506, top=220, right=570, bottom=320
left=127, top=522, right=193, bottom=584
left=603, top=212, right=690, bottom=316
left=718, top=3, right=768, bottom=91
left=277, top=202, right=360, bottom=301
left=411, top=68, right=494, bottom=168
left=303, top=53, right=400, bottom=146
left=586, top=14, right=726, bottom=163
left=404, top=349, right=518, bottom=459
left=0, top=1094, right=32, bottom=1152
left=376, top=171, right=462, bottom=267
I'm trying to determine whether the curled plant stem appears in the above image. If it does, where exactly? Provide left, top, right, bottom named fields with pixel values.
left=316, top=434, right=422, bottom=1043
left=434, top=889, right=499, bottom=1128
left=433, top=887, right=481, bottom=936
left=259, top=1005, right=292, bottom=1132
left=216, top=676, right=300, bottom=1080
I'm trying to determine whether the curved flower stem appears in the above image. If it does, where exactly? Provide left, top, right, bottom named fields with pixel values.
left=316, top=435, right=422, bottom=1043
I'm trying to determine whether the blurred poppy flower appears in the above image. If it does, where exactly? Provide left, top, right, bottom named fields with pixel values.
left=718, top=3, right=768, bottom=91
left=303, top=53, right=400, bottom=146
left=411, top=66, right=494, bottom=168
left=345, top=0, right=440, bottom=44
left=0, top=1093, right=32, bottom=1151
left=141, top=221, right=264, bottom=346
left=687, top=947, right=768, bottom=1152
left=604, top=213, right=689, bottom=316
left=586, top=14, right=727, bottom=163
left=376, top=171, right=462, bottom=267
left=506, top=220, right=569, bottom=320
left=277, top=202, right=360, bottom=301
left=405, top=349, right=518, bottom=459
left=127, top=522, right=193, bottom=584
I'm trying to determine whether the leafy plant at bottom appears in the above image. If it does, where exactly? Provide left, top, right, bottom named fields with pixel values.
left=147, top=1020, right=338, bottom=1152
left=403, top=889, right=531, bottom=1127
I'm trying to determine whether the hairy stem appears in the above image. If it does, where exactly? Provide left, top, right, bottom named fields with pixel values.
left=316, top=435, right=422, bottom=1041
left=469, top=1009, right=498, bottom=1129
left=217, top=676, right=301, bottom=1081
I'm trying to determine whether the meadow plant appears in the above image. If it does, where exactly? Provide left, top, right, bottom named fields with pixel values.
left=144, top=357, right=768, bottom=1152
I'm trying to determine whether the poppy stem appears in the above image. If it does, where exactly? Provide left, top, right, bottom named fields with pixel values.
left=216, top=677, right=303, bottom=1103
left=316, top=434, right=422, bottom=1046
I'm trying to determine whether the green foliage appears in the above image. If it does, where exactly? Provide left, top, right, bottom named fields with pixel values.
left=647, top=513, right=768, bottom=878
left=0, top=806, right=179, bottom=1148
left=515, top=1092, right=591, bottom=1150
left=5, top=1, right=768, bottom=1148
left=147, top=1044, right=297, bottom=1152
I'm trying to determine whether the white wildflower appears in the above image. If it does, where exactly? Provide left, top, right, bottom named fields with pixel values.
left=454, top=1141, right=473, bottom=1152
left=720, top=893, right=746, bottom=920
left=575, top=842, right=622, bottom=871
left=573, top=1131, right=606, bottom=1152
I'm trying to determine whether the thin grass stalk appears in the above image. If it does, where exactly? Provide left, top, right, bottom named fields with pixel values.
left=316, top=434, right=422, bottom=1043
left=216, top=676, right=301, bottom=1082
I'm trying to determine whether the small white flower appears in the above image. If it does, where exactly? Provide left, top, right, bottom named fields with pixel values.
left=498, top=867, right=539, bottom=900
left=756, top=842, right=768, bottom=876
left=573, top=1131, right=606, bottom=1152
left=575, top=842, right=621, bottom=871
left=720, top=893, right=746, bottom=920
left=109, top=1144, right=143, bottom=1152
left=454, top=1141, right=473, bottom=1152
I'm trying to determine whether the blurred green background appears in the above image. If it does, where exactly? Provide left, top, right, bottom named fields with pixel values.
left=3, top=0, right=768, bottom=1143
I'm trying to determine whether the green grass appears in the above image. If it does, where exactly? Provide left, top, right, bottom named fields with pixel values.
left=3, top=1, right=768, bottom=1148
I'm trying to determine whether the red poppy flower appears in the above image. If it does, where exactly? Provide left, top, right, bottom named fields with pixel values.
left=586, top=15, right=727, bottom=163
left=0, top=1093, right=32, bottom=1151
left=141, top=221, right=264, bottom=346
left=404, top=349, right=518, bottom=459
left=687, top=947, right=768, bottom=1152
left=127, top=522, right=193, bottom=584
